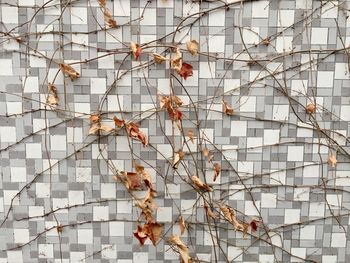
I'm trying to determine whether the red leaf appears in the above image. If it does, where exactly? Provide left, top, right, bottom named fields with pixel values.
left=250, top=220, right=258, bottom=232
left=178, top=63, right=193, bottom=80
left=133, top=225, right=148, bottom=246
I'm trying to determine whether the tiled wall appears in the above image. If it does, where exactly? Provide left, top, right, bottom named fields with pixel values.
left=0, top=0, right=350, bottom=262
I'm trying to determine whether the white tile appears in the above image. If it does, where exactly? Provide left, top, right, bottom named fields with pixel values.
left=276, top=36, right=293, bottom=53
left=227, top=246, right=243, bottom=261
left=38, top=244, right=53, bottom=258
left=331, top=233, right=346, bottom=247
left=93, top=206, right=109, bottom=221
left=109, top=222, right=124, bottom=236
left=108, top=95, right=124, bottom=111
left=321, top=1, right=338, bottom=18
left=317, top=71, right=333, bottom=87
left=229, top=185, right=245, bottom=200
left=209, top=9, right=225, bottom=26
left=36, top=183, right=50, bottom=198
left=261, top=193, right=277, bottom=208
left=242, top=27, right=259, bottom=44
left=294, top=187, right=309, bottom=201
left=247, top=137, right=263, bottom=153
left=183, top=2, right=199, bottom=16
left=208, top=36, right=225, bottom=53
left=114, top=0, right=130, bottom=16
left=52, top=198, right=68, bottom=212
left=296, top=0, right=312, bottom=9
left=117, top=200, right=132, bottom=214
left=78, top=229, right=93, bottom=244
left=0, top=59, right=13, bottom=75
left=264, top=129, right=280, bottom=145
left=287, top=146, right=304, bottom=162
left=230, top=121, right=247, bottom=136
left=10, top=167, right=26, bottom=182
left=14, top=229, right=29, bottom=243
left=29, top=206, right=44, bottom=218
left=102, top=244, right=117, bottom=259
left=76, top=167, right=91, bottom=182
left=157, top=207, right=172, bottom=222
left=157, top=144, right=172, bottom=159
left=291, top=248, right=306, bottom=262
left=252, top=1, right=269, bottom=18
left=200, top=62, right=216, bottom=78
left=224, top=79, right=240, bottom=93
left=4, top=190, right=19, bottom=205
left=259, top=254, right=274, bottom=263
left=311, top=28, right=328, bottom=45
left=50, top=135, right=66, bottom=151
left=300, top=225, right=315, bottom=240
left=7, top=102, right=22, bottom=115
left=2, top=7, right=18, bottom=24
left=340, top=106, right=350, bottom=121
left=0, top=127, right=16, bottom=142
left=181, top=199, right=196, bottom=215
left=71, top=7, right=87, bottom=24
left=244, top=201, right=260, bottom=216
left=270, top=170, right=286, bottom=185
left=240, top=96, right=256, bottom=112
left=23, top=77, right=39, bottom=92
left=98, top=52, right=115, bottom=69
left=238, top=161, right=254, bottom=174
left=68, top=191, right=84, bottom=206
left=309, top=202, right=325, bottom=217
left=7, top=251, right=23, bottom=263
left=334, top=63, right=349, bottom=79
left=291, top=80, right=308, bottom=96
left=140, top=8, right=156, bottom=25
left=272, top=105, right=289, bottom=121
left=70, top=252, right=85, bottom=262
left=278, top=10, right=295, bottom=27
left=67, top=127, right=83, bottom=143
left=18, top=0, right=35, bottom=5
left=284, top=209, right=300, bottom=224
left=26, top=143, right=42, bottom=158
left=101, top=183, right=116, bottom=198
left=90, top=78, right=106, bottom=94
left=326, top=194, right=342, bottom=207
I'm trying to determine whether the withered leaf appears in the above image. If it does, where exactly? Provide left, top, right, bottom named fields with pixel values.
left=172, top=95, right=183, bottom=106
left=223, top=100, right=234, bottom=115
left=187, top=130, right=194, bottom=143
left=173, top=150, right=185, bottom=169
left=191, top=175, right=212, bottom=192
left=203, top=148, right=213, bottom=163
left=153, top=53, right=167, bottom=64
left=328, top=154, right=337, bottom=167
left=220, top=204, right=244, bottom=231
left=103, top=8, right=118, bottom=28
left=56, top=224, right=64, bottom=233
left=262, top=37, right=270, bottom=46
left=169, top=235, right=190, bottom=263
left=213, top=163, right=220, bottom=182
left=306, top=103, right=316, bottom=114
left=250, top=220, right=258, bottom=232
left=130, top=41, right=142, bottom=60
left=143, top=221, right=163, bottom=246
left=179, top=216, right=186, bottom=235
left=171, top=48, right=182, bottom=72
left=47, top=83, right=59, bottom=106
left=59, top=63, right=80, bottom=81
left=178, top=63, right=193, bottom=80
left=204, top=202, right=217, bottom=219
left=113, top=116, right=124, bottom=127
left=134, top=225, right=148, bottom=246
left=123, top=171, right=142, bottom=190
left=90, top=114, right=100, bottom=123
left=126, top=122, right=148, bottom=146
left=186, top=40, right=199, bottom=56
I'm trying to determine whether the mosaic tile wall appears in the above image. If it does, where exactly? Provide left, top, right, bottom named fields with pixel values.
left=0, top=0, right=350, bottom=262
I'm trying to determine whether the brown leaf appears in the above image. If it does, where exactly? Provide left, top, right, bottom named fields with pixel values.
left=103, top=8, right=118, bottom=28
left=204, top=202, right=217, bottom=219
left=186, top=40, right=199, bottom=56
left=59, top=63, right=80, bottom=81
left=113, top=116, right=124, bottom=127
left=191, top=175, right=212, bottom=192
left=213, top=163, right=220, bottom=182
left=171, top=48, right=182, bottom=72
left=47, top=83, right=59, bottom=106
left=172, top=95, right=183, bottom=106
left=153, top=53, right=167, bottom=64
left=98, top=0, right=106, bottom=7
left=143, top=222, right=163, bottom=246
left=173, top=150, right=185, bottom=169
left=203, top=148, right=213, bottom=163
left=223, top=100, right=234, bottom=115
left=250, top=220, right=258, bottom=232
left=56, top=224, right=64, bottom=233
left=89, top=114, right=113, bottom=135
left=178, top=63, right=193, bottom=80
left=90, top=114, right=100, bottom=123
left=89, top=123, right=100, bottom=135
left=187, top=130, right=194, bottom=143
left=169, top=235, right=190, bottom=263
left=123, top=171, right=142, bottom=190
left=219, top=204, right=244, bottom=231
left=141, top=169, right=155, bottom=191
left=328, top=154, right=337, bottom=167
left=179, top=216, right=186, bottom=235
left=262, top=37, right=270, bottom=46
left=126, top=122, right=148, bottom=146
left=130, top=42, right=142, bottom=60
left=134, top=225, right=148, bottom=246
left=306, top=103, right=316, bottom=114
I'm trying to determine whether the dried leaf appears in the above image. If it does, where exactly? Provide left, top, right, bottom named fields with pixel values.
left=173, top=150, right=185, bottom=169
left=328, top=154, right=337, bottom=167
left=171, top=48, right=182, bottom=72
left=186, top=40, right=199, bottom=56
left=130, top=41, right=142, bottom=60
left=262, top=37, right=270, bottom=46
left=179, top=216, right=186, bottom=235
left=306, top=103, right=316, bottom=114
left=153, top=53, right=167, bottom=64
left=56, top=224, right=64, bottom=233
left=204, top=202, right=217, bottom=219
left=172, top=95, right=183, bottom=106
left=213, top=163, right=220, bottom=182
left=90, top=114, right=100, bottom=123
left=191, top=175, right=212, bottom=192
left=59, top=63, right=80, bottom=81
left=141, top=169, right=154, bottom=191
left=123, top=171, right=142, bottom=190
left=98, top=0, right=106, bottom=7
left=203, top=148, right=213, bottom=163
left=126, top=122, right=148, bottom=146
left=243, top=223, right=250, bottom=237
left=47, top=83, right=59, bottom=106
left=89, top=114, right=113, bottom=135
left=169, top=235, right=190, bottom=263
left=178, top=63, right=193, bottom=80
left=223, top=101, right=234, bottom=115
left=250, top=220, right=258, bottom=232
left=133, top=225, right=148, bottom=246
left=89, top=123, right=101, bottom=135
left=113, top=116, right=124, bottom=127
left=100, top=124, right=114, bottom=133
left=143, top=222, right=163, bottom=246
left=219, top=204, right=244, bottom=231
left=159, top=95, right=170, bottom=109
left=103, top=8, right=118, bottom=28
left=187, top=130, right=194, bottom=143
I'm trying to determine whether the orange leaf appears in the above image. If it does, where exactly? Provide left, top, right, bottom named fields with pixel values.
left=59, top=63, right=80, bottom=81
left=153, top=53, right=166, bottom=64
left=103, top=9, right=118, bottom=28
left=143, top=222, right=163, bottom=246
left=186, top=39, right=199, bottom=56
left=173, top=150, right=185, bottom=169
left=90, top=114, right=100, bottom=123
left=169, top=235, right=190, bottom=263
left=113, top=116, right=124, bottom=127
left=204, top=202, right=218, bottom=219
left=178, top=63, right=193, bottom=80
left=172, top=95, right=183, bottom=106
left=213, top=163, right=220, bottom=182
left=179, top=216, right=186, bottom=235
left=191, top=175, right=212, bottom=192
left=223, top=100, right=234, bottom=115
left=133, top=225, right=148, bottom=246
left=130, top=42, right=142, bottom=60
left=306, top=103, right=316, bottom=114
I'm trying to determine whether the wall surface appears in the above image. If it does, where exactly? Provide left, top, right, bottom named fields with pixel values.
left=0, top=0, right=350, bottom=262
